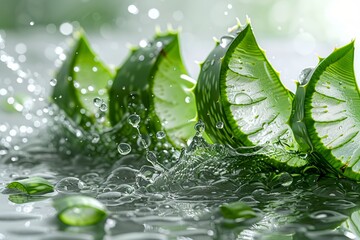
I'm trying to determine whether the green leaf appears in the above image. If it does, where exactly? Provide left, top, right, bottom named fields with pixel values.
left=297, top=41, right=360, bottom=180
left=220, top=201, right=257, bottom=219
left=52, top=31, right=113, bottom=129
left=195, top=24, right=295, bottom=148
left=109, top=31, right=197, bottom=148
left=53, top=195, right=107, bottom=226
left=6, top=177, right=54, bottom=195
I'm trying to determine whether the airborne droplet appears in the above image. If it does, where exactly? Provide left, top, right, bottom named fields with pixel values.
left=128, top=114, right=141, bottom=128
left=93, top=97, right=102, bottom=107
left=117, top=143, right=131, bottom=155
left=156, top=131, right=166, bottom=139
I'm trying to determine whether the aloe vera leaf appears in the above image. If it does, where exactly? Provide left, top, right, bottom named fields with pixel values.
left=195, top=23, right=295, bottom=148
left=52, top=32, right=113, bottom=129
left=300, top=41, right=360, bottom=180
left=220, top=201, right=257, bottom=219
left=6, top=177, right=54, bottom=195
left=109, top=31, right=197, bottom=148
left=53, top=195, right=107, bottom=226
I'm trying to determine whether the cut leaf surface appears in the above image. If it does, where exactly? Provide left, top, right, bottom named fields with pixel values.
left=302, top=42, right=360, bottom=180
left=52, top=32, right=113, bottom=129
left=7, top=177, right=54, bottom=195
left=195, top=24, right=295, bottom=148
left=53, top=195, right=107, bottom=226
left=109, top=32, right=197, bottom=148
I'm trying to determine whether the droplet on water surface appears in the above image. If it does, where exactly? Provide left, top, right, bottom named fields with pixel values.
left=55, top=177, right=86, bottom=193
left=194, top=120, right=205, bottom=134
left=117, top=143, right=131, bottom=155
left=128, top=114, right=141, bottom=128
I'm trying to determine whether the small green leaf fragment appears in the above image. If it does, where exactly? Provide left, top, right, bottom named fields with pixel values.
left=220, top=201, right=257, bottom=219
left=53, top=195, right=107, bottom=226
left=6, top=177, right=54, bottom=195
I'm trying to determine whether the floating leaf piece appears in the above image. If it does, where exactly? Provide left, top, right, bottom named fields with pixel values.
left=53, top=195, right=107, bottom=226
left=6, top=177, right=54, bottom=195
left=109, top=31, right=197, bottom=148
left=220, top=201, right=257, bottom=219
left=52, top=32, right=113, bottom=129
left=195, top=24, right=295, bottom=147
left=295, top=41, right=360, bottom=180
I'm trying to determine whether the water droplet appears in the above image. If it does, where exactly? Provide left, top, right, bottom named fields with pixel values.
left=138, top=55, right=145, bottom=61
left=216, top=121, right=224, bottom=129
left=117, top=143, right=131, bottom=155
left=234, top=93, right=253, bottom=105
left=128, top=114, right=141, bottom=128
left=49, top=78, right=57, bottom=86
left=156, top=131, right=166, bottom=139
left=93, top=97, right=102, bottom=107
left=185, top=96, right=191, bottom=103
left=55, top=177, right=86, bottom=193
left=146, top=151, right=157, bottom=163
left=194, top=120, right=205, bottom=133
left=298, top=67, right=313, bottom=85
left=220, top=35, right=234, bottom=48
left=99, top=103, right=108, bottom=112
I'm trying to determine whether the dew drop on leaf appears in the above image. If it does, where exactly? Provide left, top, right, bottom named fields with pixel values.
left=216, top=121, right=224, bottom=129
left=49, top=78, right=57, bottom=86
left=298, top=67, right=313, bottom=85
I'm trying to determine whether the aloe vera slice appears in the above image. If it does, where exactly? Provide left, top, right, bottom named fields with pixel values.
left=195, top=23, right=294, bottom=148
left=53, top=195, right=107, bottom=226
left=109, top=31, right=197, bottom=148
left=299, top=42, right=360, bottom=180
left=7, top=177, right=54, bottom=195
left=52, top=31, right=113, bottom=129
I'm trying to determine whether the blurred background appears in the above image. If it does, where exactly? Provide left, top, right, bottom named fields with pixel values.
left=0, top=0, right=359, bottom=125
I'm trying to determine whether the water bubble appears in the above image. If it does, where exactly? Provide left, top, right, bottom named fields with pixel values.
left=216, top=121, right=224, bottom=129
left=194, top=120, right=205, bottom=133
left=128, top=114, right=141, bottom=128
left=298, top=67, right=313, bottom=85
left=99, top=103, right=108, bottom=112
left=93, top=97, right=102, bottom=107
left=118, top=143, right=131, bottom=155
left=156, top=131, right=166, bottom=139
left=55, top=177, right=86, bottom=193
left=49, top=78, right=57, bottom=86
